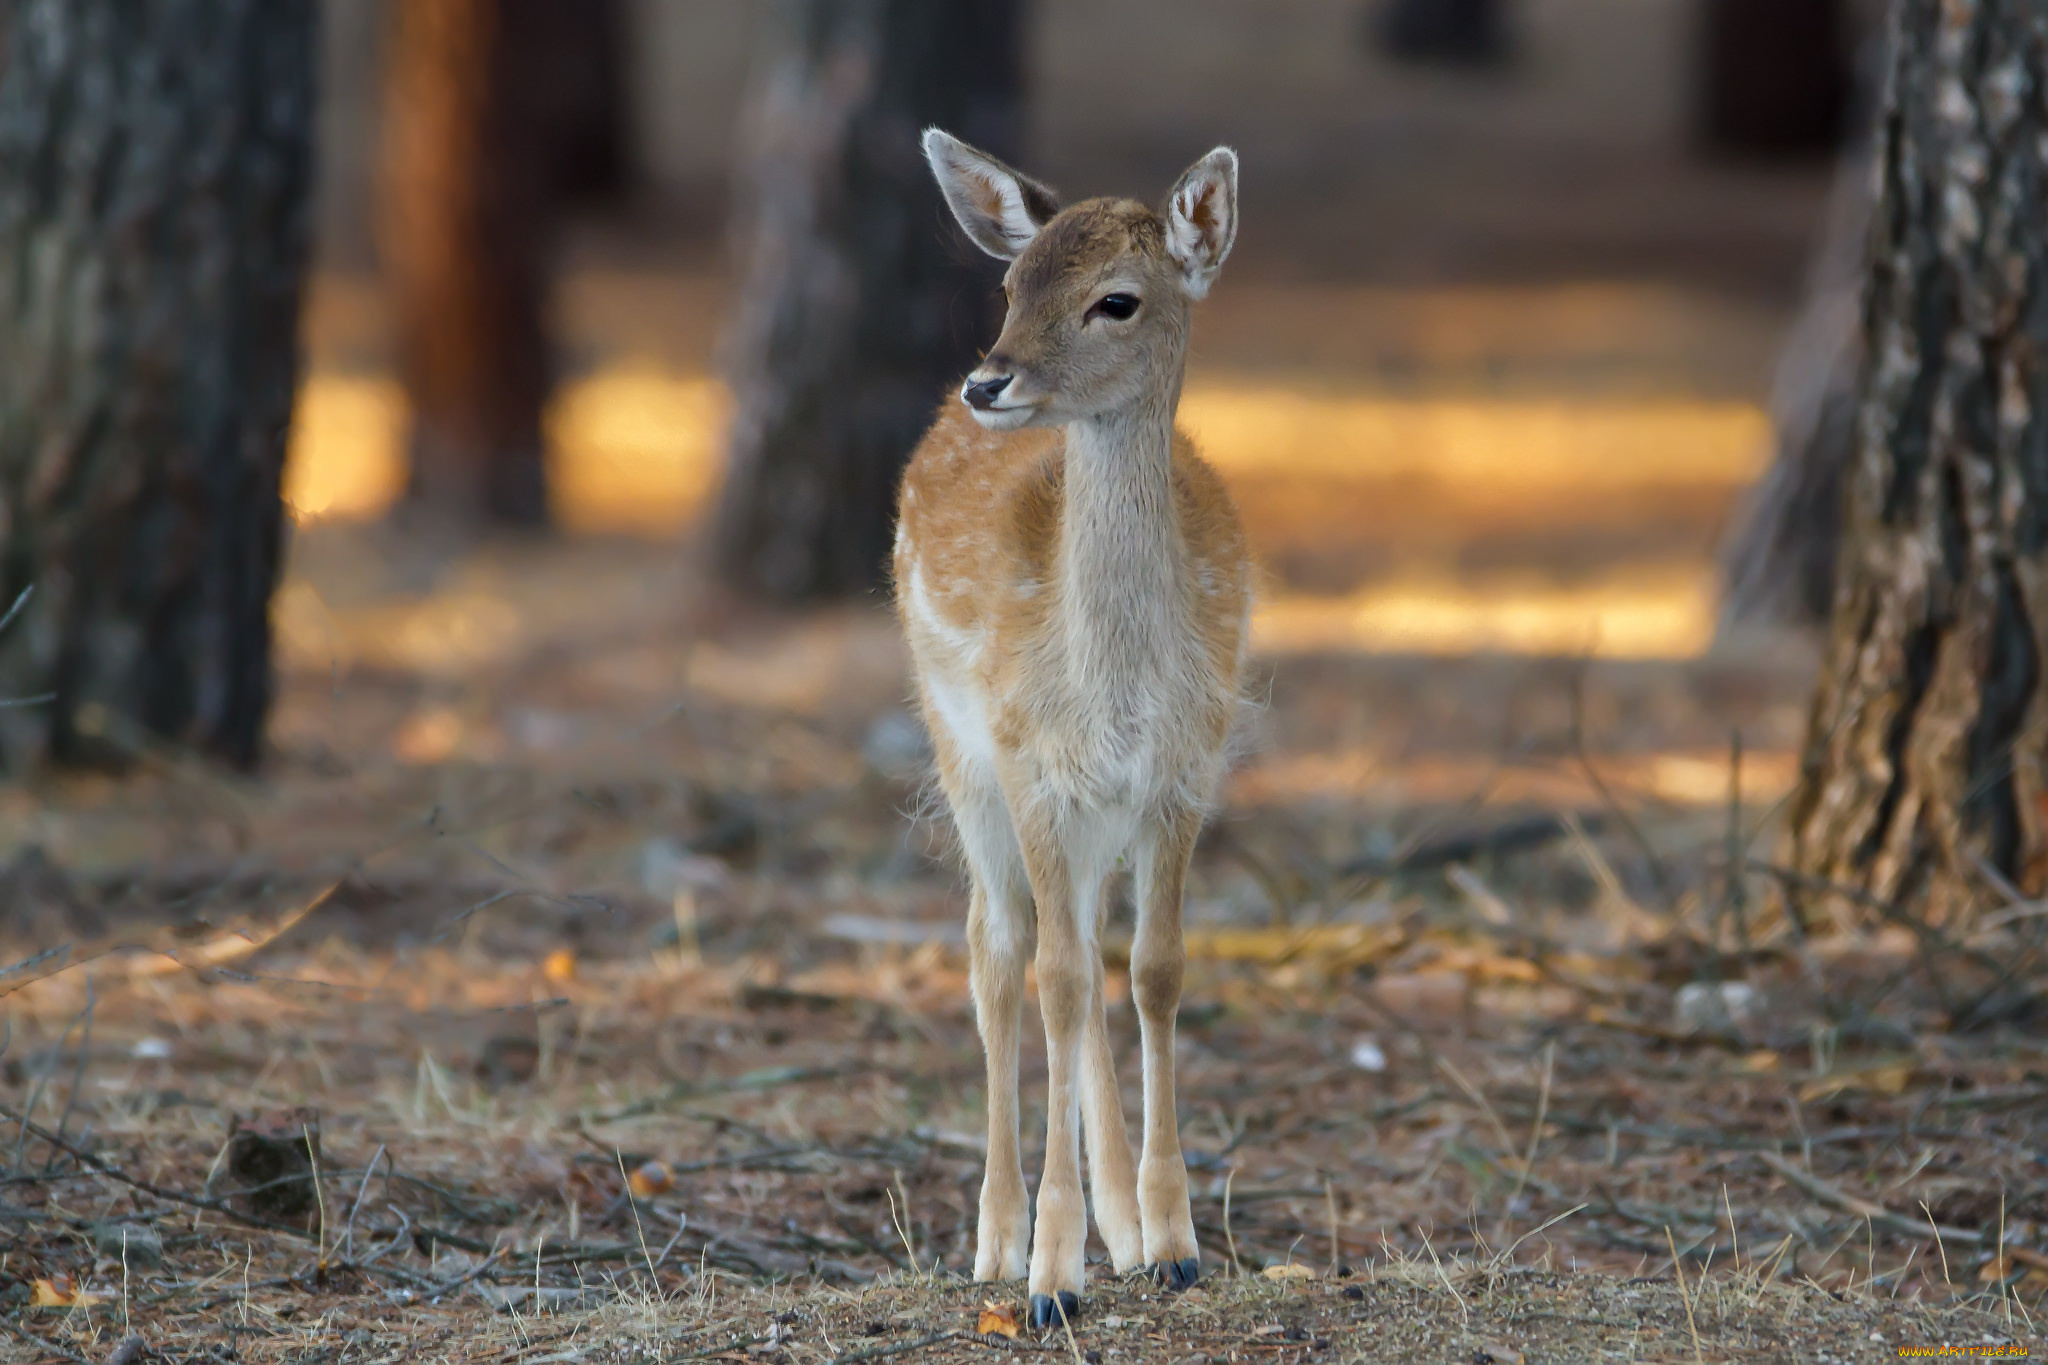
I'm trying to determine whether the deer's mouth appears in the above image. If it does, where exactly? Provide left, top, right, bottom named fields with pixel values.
left=967, top=400, right=1039, bottom=431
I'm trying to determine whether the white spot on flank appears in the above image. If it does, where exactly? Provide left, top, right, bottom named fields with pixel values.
left=904, top=561, right=983, bottom=664
left=926, top=671, right=998, bottom=774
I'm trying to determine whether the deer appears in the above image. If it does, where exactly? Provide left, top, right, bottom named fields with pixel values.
left=893, top=129, right=1249, bottom=1330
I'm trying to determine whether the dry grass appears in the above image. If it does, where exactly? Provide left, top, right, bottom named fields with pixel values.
left=3, top=528, right=2044, bottom=1363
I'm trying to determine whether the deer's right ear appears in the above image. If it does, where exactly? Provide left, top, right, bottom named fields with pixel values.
left=923, top=128, right=1059, bottom=260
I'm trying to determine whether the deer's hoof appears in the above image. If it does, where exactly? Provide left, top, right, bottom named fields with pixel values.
left=1028, top=1291, right=1081, bottom=1332
left=1150, top=1256, right=1201, bottom=1290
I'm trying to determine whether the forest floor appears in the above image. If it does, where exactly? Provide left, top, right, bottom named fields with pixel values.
left=1, top=515, right=2043, bottom=1363
left=3, top=190, right=2044, bottom=1362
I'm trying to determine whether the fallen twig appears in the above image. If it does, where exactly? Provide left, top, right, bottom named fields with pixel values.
left=585, top=1064, right=879, bottom=1123
left=0, top=1102, right=318, bottom=1244
left=0, top=1314, right=93, bottom=1365
left=829, top=1331, right=958, bottom=1365
left=1755, top=1151, right=1984, bottom=1246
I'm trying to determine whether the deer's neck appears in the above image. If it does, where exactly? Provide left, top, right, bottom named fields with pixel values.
left=1058, top=383, right=1184, bottom=669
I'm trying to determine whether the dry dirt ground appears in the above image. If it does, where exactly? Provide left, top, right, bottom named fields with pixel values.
left=1, top=522, right=2043, bottom=1363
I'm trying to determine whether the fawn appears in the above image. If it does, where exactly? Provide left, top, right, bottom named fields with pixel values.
left=894, top=129, right=1249, bottom=1328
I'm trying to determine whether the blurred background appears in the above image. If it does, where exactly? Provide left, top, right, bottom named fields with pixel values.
left=290, top=0, right=1863, bottom=661
left=31, top=2, right=2042, bottom=1333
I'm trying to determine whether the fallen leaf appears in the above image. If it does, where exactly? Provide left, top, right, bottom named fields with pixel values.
left=977, top=1301, right=1021, bottom=1338
left=1981, top=1253, right=2017, bottom=1283
left=2006, top=1245, right=2048, bottom=1271
left=542, top=949, right=578, bottom=984
left=628, top=1160, right=673, bottom=1198
left=33, top=1273, right=97, bottom=1308
left=1798, top=1062, right=1912, bottom=1102
left=1742, top=1050, right=1781, bottom=1073
left=1263, top=1263, right=1316, bottom=1280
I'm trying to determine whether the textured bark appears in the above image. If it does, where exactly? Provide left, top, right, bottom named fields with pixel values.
left=716, top=0, right=1026, bottom=601
left=380, top=0, right=621, bottom=527
left=1698, top=0, right=1853, bottom=157
left=0, top=0, right=315, bottom=772
left=1787, top=0, right=2048, bottom=925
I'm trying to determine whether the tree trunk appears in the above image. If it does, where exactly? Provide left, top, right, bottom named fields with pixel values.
left=1717, top=142, right=1872, bottom=630
left=1697, top=0, right=1853, bottom=158
left=1718, top=5, right=1889, bottom=631
left=380, top=0, right=621, bottom=528
left=1373, top=0, right=1509, bottom=67
left=1786, top=0, right=2048, bottom=927
left=715, top=0, right=1026, bottom=601
left=0, top=0, right=316, bottom=772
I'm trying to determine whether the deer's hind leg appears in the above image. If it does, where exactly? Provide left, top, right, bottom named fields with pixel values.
left=952, top=779, right=1034, bottom=1283
left=1132, top=808, right=1202, bottom=1288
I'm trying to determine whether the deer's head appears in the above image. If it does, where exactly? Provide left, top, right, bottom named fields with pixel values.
left=924, top=130, right=1238, bottom=431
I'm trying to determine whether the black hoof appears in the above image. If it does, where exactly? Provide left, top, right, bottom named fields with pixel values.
left=1150, top=1256, right=1201, bottom=1290
left=1028, top=1291, right=1081, bottom=1331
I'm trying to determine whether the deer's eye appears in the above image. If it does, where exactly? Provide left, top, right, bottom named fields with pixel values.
left=1087, top=293, right=1140, bottom=322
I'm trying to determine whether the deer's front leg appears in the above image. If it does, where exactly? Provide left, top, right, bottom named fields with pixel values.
left=1133, top=810, right=1201, bottom=1288
left=967, top=882, right=1031, bottom=1281
left=953, top=784, right=1033, bottom=1283
left=1021, top=824, right=1089, bottom=1328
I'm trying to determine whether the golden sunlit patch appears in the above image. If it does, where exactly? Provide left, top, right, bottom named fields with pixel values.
left=1179, top=388, right=1769, bottom=487
left=285, top=364, right=729, bottom=535
left=547, top=362, right=730, bottom=535
left=284, top=374, right=407, bottom=522
left=1252, top=570, right=1718, bottom=660
left=393, top=706, right=463, bottom=764
left=283, top=365, right=1765, bottom=661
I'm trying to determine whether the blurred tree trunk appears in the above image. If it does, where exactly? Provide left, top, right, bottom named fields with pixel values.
left=1720, top=3, right=1887, bottom=631
left=1374, top=0, right=1508, bottom=67
left=716, top=0, right=1025, bottom=600
left=1786, top=0, right=2048, bottom=927
left=380, top=0, right=627, bottom=528
left=1697, top=0, right=1852, bottom=158
left=1717, top=142, right=1872, bottom=631
left=0, top=0, right=316, bottom=772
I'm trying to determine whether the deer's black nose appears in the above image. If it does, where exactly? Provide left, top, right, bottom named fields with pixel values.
left=963, top=375, right=1012, bottom=410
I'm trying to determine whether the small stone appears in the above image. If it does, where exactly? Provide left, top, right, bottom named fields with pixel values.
left=93, top=1222, right=163, bottom=1270
left=1673, top=981, right=1758, bottom=1036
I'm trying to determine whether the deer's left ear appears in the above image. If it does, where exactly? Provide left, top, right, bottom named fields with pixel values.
left=1163, top=147, right=1238, bottom=299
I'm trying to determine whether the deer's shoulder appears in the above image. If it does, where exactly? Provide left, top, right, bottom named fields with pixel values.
left=895, top=398, right=1061, bottom=582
